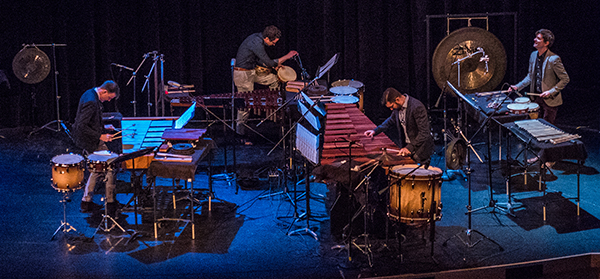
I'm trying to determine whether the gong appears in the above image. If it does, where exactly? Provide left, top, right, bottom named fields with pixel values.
left=12, top=46, right=51, bottom=84
left=432, top=27, right=506, bottom=93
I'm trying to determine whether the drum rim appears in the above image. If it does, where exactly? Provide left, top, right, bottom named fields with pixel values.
left=331, top=95, right=359, bottom=103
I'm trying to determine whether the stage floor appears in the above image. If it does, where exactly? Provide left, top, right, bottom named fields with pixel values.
left=1, top=115, right=600, bottom=278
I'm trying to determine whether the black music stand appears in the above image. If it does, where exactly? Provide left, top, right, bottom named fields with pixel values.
left=103, top=147, right=158, bottom=241
left=442, top=81, right=503, bottom=250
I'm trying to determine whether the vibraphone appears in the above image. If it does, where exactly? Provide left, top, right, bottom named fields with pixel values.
left=514, top=119, right=581, bottom=144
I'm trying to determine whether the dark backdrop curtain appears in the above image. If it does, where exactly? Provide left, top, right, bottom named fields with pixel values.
left=0, top=0, right=598, bottom=128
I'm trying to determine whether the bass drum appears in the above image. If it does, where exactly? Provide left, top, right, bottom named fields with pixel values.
left=331, top=79, right=365, bottom=111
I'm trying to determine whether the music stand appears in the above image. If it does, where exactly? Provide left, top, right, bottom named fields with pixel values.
left=442, top=81, right=504, bottom=250
left=94, top=147, right=157, bottom=241
left=287, top=122, right=321, bottom=240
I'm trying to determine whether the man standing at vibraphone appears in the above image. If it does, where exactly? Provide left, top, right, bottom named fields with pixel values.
left=364, top=87, right=435, bottom=165
left=508, top=29, right=570, bottom=125
left=73, top=80, right=119, bottom=216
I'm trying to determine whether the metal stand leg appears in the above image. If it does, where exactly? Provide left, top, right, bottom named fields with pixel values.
left=51, top=191, right=78, bottom=240
left=288, top=161, right=318, bottom=240
left=92, top=196, right=128, bottom=239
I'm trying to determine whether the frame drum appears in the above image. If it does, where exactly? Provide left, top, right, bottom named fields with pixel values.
left=388, top=164, right=442, bottom=224
left=527, top=102, right=540, bottom=119
left=51, top=154, right=85, bottom=192
left=507, top=103, right=529, bottom=114
left=277, top=66, right=297, bottom=82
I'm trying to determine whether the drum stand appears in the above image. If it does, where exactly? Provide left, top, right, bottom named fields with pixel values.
left=51, top=190, right=79, bottom=240
left=92, top=173, right=129, bottom=239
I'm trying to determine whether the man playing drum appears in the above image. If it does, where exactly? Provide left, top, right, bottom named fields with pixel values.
left=364, top=87, right=435, bottom=165
left=73, top=80, right=119, bottom=216
left=233, top=25, right=298, bottom=92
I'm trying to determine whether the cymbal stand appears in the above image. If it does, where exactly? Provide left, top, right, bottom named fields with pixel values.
left=28, top=43, right=68, bottom=137
left=350, top=161, right=380, bottom=267
left=259, top=108, right=296, bottom=206
left=51, top=190, right=79, bottom=240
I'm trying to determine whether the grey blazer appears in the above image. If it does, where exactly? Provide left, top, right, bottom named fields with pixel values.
left=515, top=50, right=570, bottom=107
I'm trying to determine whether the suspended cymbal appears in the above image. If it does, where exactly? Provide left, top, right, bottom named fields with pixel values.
left=12, top=46, right=51, bottom=84
left=445, top=138, right=467, bottom=170
left=432, top=27, right=506, bottom=93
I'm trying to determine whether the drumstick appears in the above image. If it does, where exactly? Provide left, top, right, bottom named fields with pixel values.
left=110, top=135, right=123, bottom=141
left=524, top=92, right=541, bottom=96
left=113, top=124, right=136, bottom=136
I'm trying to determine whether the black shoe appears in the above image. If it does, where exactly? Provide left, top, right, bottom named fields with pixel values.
left=80, top=201, right=94, bottom=213
left=106, top=202, right=119, bottom=218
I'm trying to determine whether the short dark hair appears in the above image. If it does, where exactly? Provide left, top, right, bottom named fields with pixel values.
left=262, top=25, right=282, bottom=41
left=381, top=87, right=403, bottom=105
left=99, top=80, right=120, bottom=98
left=536, top=29, right=555, bottom=48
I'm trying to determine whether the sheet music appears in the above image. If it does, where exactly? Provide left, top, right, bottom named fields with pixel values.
left=174, top=101, right=196, bottom=129
left=296, top=123, right=320, bottom=165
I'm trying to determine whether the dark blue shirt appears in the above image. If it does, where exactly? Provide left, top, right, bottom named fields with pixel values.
left=235, top=33, right=278, bottom=70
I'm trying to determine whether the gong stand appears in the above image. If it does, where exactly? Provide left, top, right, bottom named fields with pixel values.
left=18, top=43, right=68, bottom=136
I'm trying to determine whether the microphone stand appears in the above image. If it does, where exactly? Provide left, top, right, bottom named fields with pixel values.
left=127, top=52, right=152, bottom=117
left=141, top=54, right=157, bottom=117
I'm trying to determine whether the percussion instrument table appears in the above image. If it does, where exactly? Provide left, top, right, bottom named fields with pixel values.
left=147, top=139, right=216, bottom=239
left=503, top=120, right=587, bottom=221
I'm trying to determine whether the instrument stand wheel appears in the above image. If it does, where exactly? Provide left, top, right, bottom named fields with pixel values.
left=51, top=191, right=80, bottom=240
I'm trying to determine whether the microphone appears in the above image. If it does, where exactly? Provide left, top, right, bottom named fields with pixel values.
left=478, top=47, right=489, bottom=74
left=231, top=58, right=236, bottom=67
left=111, top=63, right=134, bottom=71
left=167, top=80, right=182, bottom=88
left=143, top=51, right=158, bottom=58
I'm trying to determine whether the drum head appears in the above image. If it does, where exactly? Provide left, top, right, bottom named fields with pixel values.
left=331, top=95, right=359, bottom=104
left=88, top=151, right=118, bottom=162
left=507, top=103, right=528, bottom=112
left=527, top=102, right=539, bottom=111
left=277, top=66, right=297, bottom=82
left=52, top=154, right=84, bottom=165
left=514, top=97, right=531, bottom=104
left=329, top=86, right=358, bottom=95
left=391, top=164, right=442, bottom=176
